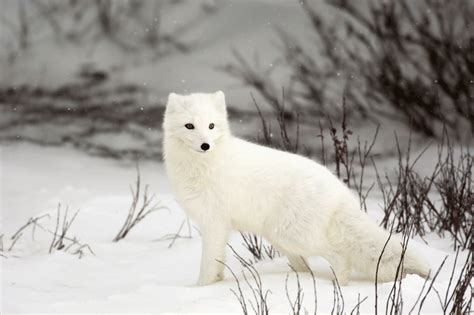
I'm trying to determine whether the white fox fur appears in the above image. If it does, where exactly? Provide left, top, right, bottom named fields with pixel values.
left=163, top=91, right=430, bottom=286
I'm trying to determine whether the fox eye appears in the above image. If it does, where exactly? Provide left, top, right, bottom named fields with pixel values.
left=209, top=123, right=215, bottom=130
left=185, top=123, right=194, bottom=130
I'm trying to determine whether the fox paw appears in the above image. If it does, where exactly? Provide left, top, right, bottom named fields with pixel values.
left=196, top=272, right=224, bottom=286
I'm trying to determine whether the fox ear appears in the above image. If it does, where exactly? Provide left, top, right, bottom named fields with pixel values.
left=214, top=90, right=226, bottom=113
left=166, top=92, right=183, bottom=113
left=167, top=92, right=182, bottom=105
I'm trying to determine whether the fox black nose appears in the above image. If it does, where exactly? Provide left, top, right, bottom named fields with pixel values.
left=201, top=143, right=210, bottom=151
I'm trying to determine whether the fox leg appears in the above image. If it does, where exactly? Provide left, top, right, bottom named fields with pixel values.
left=325, top=253, right=352, bottom=286
left=270, top=241, right=311, bottom=273
left=196, top=225, right=229, bottom=286
left=287, top=255, right=311, bottom=273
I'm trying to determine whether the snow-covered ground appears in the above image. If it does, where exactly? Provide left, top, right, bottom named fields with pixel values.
left=1, top=142, right=470, bottom=314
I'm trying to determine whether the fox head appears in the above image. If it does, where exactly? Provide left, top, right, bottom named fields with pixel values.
left=163, top=91, right=230, bottom=154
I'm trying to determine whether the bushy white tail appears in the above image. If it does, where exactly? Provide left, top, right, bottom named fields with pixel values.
left=338, top=212, right=430, bottom=282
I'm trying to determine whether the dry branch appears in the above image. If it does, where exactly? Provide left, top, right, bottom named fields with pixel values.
left=113, top=166, right=166, bottom=242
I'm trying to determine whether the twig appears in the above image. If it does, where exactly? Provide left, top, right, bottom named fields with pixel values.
left=114, top=164, right=166, bottom=242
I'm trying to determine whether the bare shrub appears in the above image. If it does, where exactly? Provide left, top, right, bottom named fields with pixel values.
left=0, top=1, right=32, bottom=62
left=433, top=135, right=473, bottom=249
left=0, top=82, right=164, bottom=161
left=222, top=245, right=271, bottom=315
left=412, top=255, right=447, bottom=314
left=375, top=134, right=435, bottom=237
left=330, top=268, right=346, bottom=315
left=48, top=205, right=94, bottom=258
left=225, top=0, right=474, bottom=138
left=375, top=132, right=472, bottom=250
left=31, top=0, right=213, bottom=54
left=156, top=217, right=195, bottom=249
left=351, top=124, right=379, bottom=212
left=113, top=166, right=166, bottom=242
left=223, top=51, right=283, bottom=115
left=286, top=259, right=319, bottom=315
left=440, top=248, right=473, bottom=314
left=239, top=233, right=278, bottom=264
left=374, top=220, right=453, bottom=315
left=285, top=269, right=304, bottom=315
left=383, top=226, right=411, bottom=315
left=350, top=294, right=368, bottom=315
left=327, top=97, right=354, bottom=186
left=4, top=205, right=93, bottom=258
left=90, top=0, right=187, bottom=53
left=251, top=92, right=300, bottom=154
left=7, top=214, right=50, bottom=251
left=1, top=1, right=219, bottom=64
left=49, top=205, right=79, bottom=252
left=285, top=263, right=346, bottom=315
left=411, top=247, right=472, bottom=315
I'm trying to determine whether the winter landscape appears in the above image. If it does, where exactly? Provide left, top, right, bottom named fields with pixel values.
left=1, top=0, right=472, bottom=314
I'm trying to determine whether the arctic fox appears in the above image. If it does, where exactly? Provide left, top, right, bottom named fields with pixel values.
left=163, top=91, right=430, bottom=286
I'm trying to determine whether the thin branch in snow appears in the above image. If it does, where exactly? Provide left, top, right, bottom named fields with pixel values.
left=285, top=266, right=304, bottom=315
left=330, top=267, right=345, bottom=315
left=222, top=245, right=271, bottom=315
left=8, top=214, right=50, bottom=251
left=113, top=164, right=167, bottom=242
left=350, top=294, right=368, bottom=315
left=413, top=255, right=447, bottom=314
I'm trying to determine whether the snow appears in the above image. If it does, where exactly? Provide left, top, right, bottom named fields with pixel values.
left=0, top=0, right=471, bottom=313
left=1, top=143, right=470, bottom=314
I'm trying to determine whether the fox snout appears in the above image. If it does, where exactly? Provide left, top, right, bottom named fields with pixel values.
left=201, top=143, right=210, bottom=151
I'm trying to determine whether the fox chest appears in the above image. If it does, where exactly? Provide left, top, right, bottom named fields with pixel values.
left=167, top=164, right=226, bottom=215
